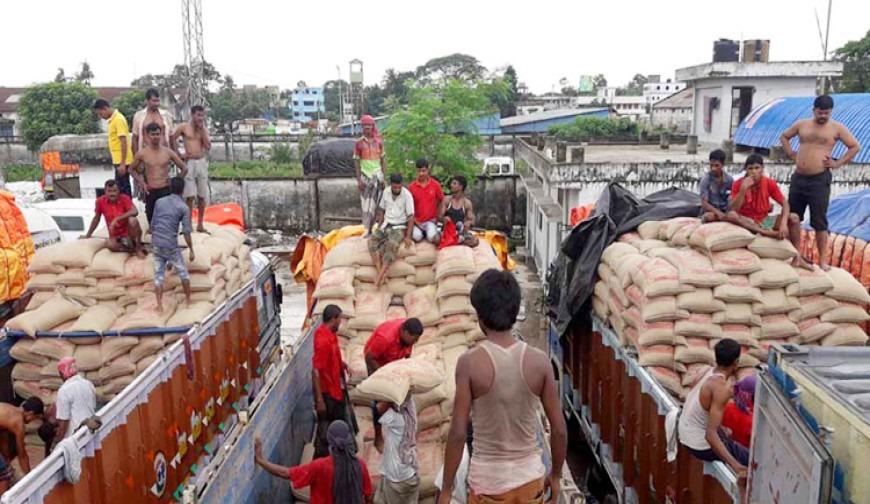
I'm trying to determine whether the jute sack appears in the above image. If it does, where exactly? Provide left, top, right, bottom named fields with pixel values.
left=638, top=221, right=665, bottom=240
left=387, top=260, right=416, bottom=279
left=312, top=267, right=355, bottom=299
left=100, top=336, right=140, bottom=364
left=675, top=314, right=723, bottom=339
left=675, top=338, right=715, bottom=365
left=661, top=217, right=701, bottom=242
left=99, top=374, right=135, bottom=396
left=620, top=307, right=675, bottom=345
left=821, top=324, right=869, bottom=347
left=747, top=236, right=798, bottom=260
left=759, top=315, right=800, bottom=339
left=749, top=259, right=799, bottom=289
left=688, top=222, right=754, bottom=252
left=720, top=324, right=754, bottom=346
left=30, top=338, right=75, bottom=360
left=99, top=355, right=137, bottom=381
left=28, top=274, right=59, bottom=291
left=116, top=256, right=155, bottom=286
left=797, top=318, right=837, bottom=343
left=412, top=266, right=436, bottom=286
left=73, top=344, right=102, bottom=372
left=350, top=291, right=391, bottom=330
left=677, top=289, right=726, bottom=314
left=602, top=243, right=639, bottom=267
left=85, top=249, right=129, bottom=278
left=355, top=367, right=411, bottom=405
left=752, top=289, right=800, bottom=315
left=442, top=332, right=468, bottom=350
left=404, top=287, right=443, bottom=325
left=437, top=314, right=476, bottom=338
left=631, top=258, right=688, bottom=298
left=57, top=269, right=97, bottom=287
left=406, top=242, right=437, bottom=267
left=313, top=298, right=355, bottom=317
left=12, top=363, right=44, bottom=381
left=27, top=243, right=67, bottom=274
left=385, top=305, right=407, bottom=321
left=826, top=267, right=870, bottom=305
left=786, top=267, right=835, bottom=296
left=466, top=328, right=485, bottom=344
left=136, top=355, right=159, bottom=374
left=613, top=254, right=649, bottom=288
left=435, top=247, right=475, bottom=281
left=662, top=249, right=728, bottom=287
left=820, top=303, right=870, bottom=324
left=637, top=345, right=680, bottom=372
left=790, top=295, right=839, bottom=321
left=332, top=237, right=375, bottom=269
left=647, top=367, right=683, bottom=397
left=10, top=339, right=49, bottom=366
left=355, top=266, right=378, bottom=283
left=713, top=303, right=761, bottom=326
left=54, top=238, right=104, bottom=268
left=682, top=363, right=712, bottom=387
left=411, top=344, right=444, bottom=367
left=189, top=280, right=226, bottom=303
left=70, top=304, right=120, bottom=332
left=167, top=302, right=216, bottom=327
left=416, top=405, right=445, bottom=432
left=13, top=380, right=54, bottom=403
left=25, top=291, right=54, bottom=312
left=342, top=344, right=367, bottom=385
left=386, top=277, right=415, bottom=297
left=437, top=276, right=473, bottom=299
left=710, top=249, right=763, bottom=275
left=115, top=296, right=177, bottom=330
left=40, top=360, right=61, bottom=379
left=414, top=384, right=448, bottom=413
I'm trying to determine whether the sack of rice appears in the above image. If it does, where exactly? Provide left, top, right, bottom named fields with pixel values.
left=349, top=291, right=391, bottom=330
left=662, top=249, right=728, bottom=287
left=435, top=247, right=475, bottom=281
left=99, top=355, right=136, bottom=382
left=637, top=221, right=665, bottom=240
left=24, top=291, right=54, bottom=312
left=386, top=277, right=416, bottom=297
left=437, top=276, right=472, bottom=299
left=618, top=231, right=642, bottom=245
left=601, top=243, right=638, bottom=267
left=621, top=308, right=675, bottom=345
left=437, top=314, right=476, bottom=339
left=786, top=267, right=835, bottom=296
left=608, top=282, right=630, bottom=311
left=749, top=259, right=799, bottom=289
left=676, top=338, right=715, bottom=365
left=752, top=289, right=800, bottom=315
left=677, top=289, right=727, bottom=314
left=682, top=363, right=712, bottom=387
left=635, top=239, right=668, bottom=255
left=710, top=249, right=763, bottom=275
left=466, top=328, right=485, bottom=344
left=57, top=268, right=97, bottom=287
left=30, top=338, right=75, bottom=361
left=402, top=286, right=441, bottom=326
left=355, top=266, right=378, bottom=283
left=69, top=304, right=120, bottom=332
left=115, top=296, right=177, bottom=330
left=385, top=305, right=407, bottom=321
left=136, top=355, right=159, bottom=374
left=406, top=241, right=437, bottom=266
left=73, top=344, right=102, bottom=372
left=355, top=365, right=413, bottom=405
left=412, top=266, right=435, bottom=286
left=53, top=238, right=104, bottom=268
left=28, top=273, right=59, bottom=291
left=166, top=302, right=215, bottom=327
left=100, top=337, right=139, bottom=363
left=414, top=384, right=448, bottom=412
left=797, top=318, right=837, bottom=343
left=10, top=339, right=49, bottom=366
left=27, top=243, right=67, bottom=274
left=821, top=324, right=869, bottom=347
left=128, top=336, right=164, bottom=363
left=117, top=256, right=155, bottom=286
left=189, top=280, right=226, bottom=304
left=671, top=221, right=702, bottom=247
left=747, top=236, right=798, bottom=260
left=89, top=281, right=126, bottom=301
left=386, top=260, right=416, bottom=279
left=632, top=258, right=688, bottom=298
left=183, top=248, right=212, bottom=273
left=758, top=315, right=799, bottom=339
left=99, top=374, right=135, bottom=396
left=313, top=298, right=355, bottom=318
left=820, top=302, right=870, bottom=324
left=40, top=360, right=61, bottom=379
left=597, top=263, right=615, bottom=285
left=661, top=217, right=701, bottom=242
left=439, top=295, right=475, bottom=317
left=13, top=380, right=54, bottom=403
left=313, top=267, right=355, bottom=299
left=647, top=366, right=683, bottom=397
left=720, top=324, right=753, bottom=346
left=12, top=363, right=44, bottom=381
left=675, top=314, right=723, bottom=339
left=611, top=254, right=649, bottom=290
left=713, top=303, right=761, bottom=326
left=790, top=295, right=839, bottom=322
left=688, top=222, right=754, bottom=252
left=637, top=345, right=680, bottom=371
left=85, top=249, right=130, bottom=278
left=625, top=287, right=688, bottom=323
left=826, top=267, right=870, bottom=305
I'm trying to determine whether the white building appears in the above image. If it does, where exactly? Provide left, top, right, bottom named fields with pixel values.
left=643, top=80, right=686, bottom=107
left=651, top=88, right=693, bottom=133
left=675, top=61, right=842, bottom=145
left=574, top=94, right=647, bottom=121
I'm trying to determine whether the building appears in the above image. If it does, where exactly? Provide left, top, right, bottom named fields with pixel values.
left=643, top=79, right=686, bottom=108
left=651, top=87, right=694, bottom=133
left=676, top=61, right=843, bottom=146
left=516, top=94, right=575, bottom=116
left=289, top=84, right=325, bottom=122
left=500, top=108, right=612, bottom=134
left=734, top=93, right=870, bottom=164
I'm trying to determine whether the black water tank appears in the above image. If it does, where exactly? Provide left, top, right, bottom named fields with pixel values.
left=713, top=39, right=739, bottom=62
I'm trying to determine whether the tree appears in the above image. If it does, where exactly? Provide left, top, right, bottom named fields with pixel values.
left=364, top=85, right=386, bottom=116
left=322, top=79, right=349, bottom=120
left=209, top=89, right=243, bottom=132
left=381, top=68, right=415, bottom=104
left=54, top=68, right=66, bottom=83
left=383, top=80, right=494, bottom=181
left=833, top=29, right=870, bottom=92
left=415, top=53, right=487, bottom=84
left=18, top=82, right=99, bottom=151
left=113, top=89, right=146, bottom=125
left=131, top=61, right=223, bottom=94
left=499, top=66, right=519, bottom=117
left=617, top=73, right=648, bottom=96
left=75, top=62, right=94, bottom=85
left=593, top=74, right=608, bottom=89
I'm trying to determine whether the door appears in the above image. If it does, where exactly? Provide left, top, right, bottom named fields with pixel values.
left=730, top=87, right=754, bottom=138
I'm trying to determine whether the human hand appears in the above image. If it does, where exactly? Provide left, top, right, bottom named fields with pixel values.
left=732, top=463, right=748, bottom=479
left=403, top=238, right=412, bottom=249
left=741, top=177, right=755, bottom=191
left=118, top=164, right=127, bottom=175
left=254, top=437, right=263, bottom=462
left=444, top=216, right=452, bottom=224
left=357, top=179, right=366, bottom=191
left=823, top=156, right=835, bottom=169
left=436, top=488, right=453, bottom=504
left=778, top=225, right=789, bottom=240
left=315, top=397, right=326, bottom=416
left=110, top=218, right=119, bottom=230
left=189, top=249, right=195, bottom=262
left=544, top=472, right=561, bottom=503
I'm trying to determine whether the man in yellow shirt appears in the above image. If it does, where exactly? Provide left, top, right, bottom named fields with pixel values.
left=93, top=99, right=134, bottom=196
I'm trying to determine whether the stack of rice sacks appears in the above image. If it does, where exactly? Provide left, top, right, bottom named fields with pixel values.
left=591, top=218, right=870, bottom=401
left=4, top=223, right=253, bottom=406
left=310, top=236, right=502, bottom=501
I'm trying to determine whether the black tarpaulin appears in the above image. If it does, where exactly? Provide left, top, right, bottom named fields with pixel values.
left=302, top=138, right=357, bottom=176
left=548, top=183, right=702, bottom=337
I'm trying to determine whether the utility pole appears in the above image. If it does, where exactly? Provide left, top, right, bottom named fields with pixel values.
left=336, top=65, right=344, bottom=124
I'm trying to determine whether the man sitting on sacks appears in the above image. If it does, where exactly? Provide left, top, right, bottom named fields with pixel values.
left=369, top=173, right=415, bottom=287
left=82, top=179, right=145, bottom=257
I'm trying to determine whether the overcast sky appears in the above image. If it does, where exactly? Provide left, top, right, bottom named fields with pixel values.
left=4, top=0, right=869, bottom=94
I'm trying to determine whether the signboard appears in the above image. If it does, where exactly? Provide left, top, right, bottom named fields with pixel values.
left=578, top=75, right=595, bottom=93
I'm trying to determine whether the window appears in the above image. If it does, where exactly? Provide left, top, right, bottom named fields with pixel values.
left=303, top=101, right=314, bottom=106
left=293, top=101, right=299, bottom=106
left=538, top=210, right=543, bottom=230
left=52, top=216, right=85, bottom=231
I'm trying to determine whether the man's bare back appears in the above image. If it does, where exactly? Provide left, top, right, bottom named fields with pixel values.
left=0, top=405, right=24, bottom=442
left=177, top=123, right=210, bottom=159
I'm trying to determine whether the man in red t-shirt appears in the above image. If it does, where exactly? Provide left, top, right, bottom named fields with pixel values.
left=83, top=179, right=144, bottom=257
left=364, top=317, right=423, bottom=451
left=313, top=305, right=351, bottom=457
left=408, top=158, right=444, bottom=244
left=254, top=420, right=374, bottom=504
left=729, top=154, right=810, bottom=268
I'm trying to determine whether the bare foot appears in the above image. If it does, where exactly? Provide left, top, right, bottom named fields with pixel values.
left=156, top=304, right=164, bottom=313
left=196, top=226, right=206, bottom=233
left=792, top=256, right=815, bottom=271
left=819, top=262, right=831, bottom=272
left=760, top=229, right=779, bottom=238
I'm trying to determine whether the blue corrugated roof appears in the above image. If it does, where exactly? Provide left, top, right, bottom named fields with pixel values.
left=734, top=93, right=870, bottom=164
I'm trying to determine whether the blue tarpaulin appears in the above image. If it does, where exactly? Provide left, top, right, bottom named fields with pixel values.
left=823, top=189, right=870, bottom=240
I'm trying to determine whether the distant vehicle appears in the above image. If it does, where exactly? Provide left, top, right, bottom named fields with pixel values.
left=18, top=206, right=63, bottom=248
left=32, top=198, right=102, bottom=242
left=483, top=156, right=514, bottom=176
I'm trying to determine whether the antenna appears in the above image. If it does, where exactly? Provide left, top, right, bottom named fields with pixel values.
left=182, top=0, right=206, bottom=107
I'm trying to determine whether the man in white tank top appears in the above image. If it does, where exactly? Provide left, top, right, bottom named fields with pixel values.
left=678, top=338, right=749, bottom=477
left=439, top=270, right=567, bottom=504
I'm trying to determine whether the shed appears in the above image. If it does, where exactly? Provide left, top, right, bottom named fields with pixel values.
left=499, top=108, right=612, bottom=134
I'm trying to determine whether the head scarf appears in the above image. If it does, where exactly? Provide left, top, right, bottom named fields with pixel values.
left=328, top=420, right=363, bottom=504
left=398, top=396, right=418, bottom=469
left=58, top=357, right=77, bottom=380
left=360, top=115, right=381, bottom=141
left=733, top=374, right=757, bottom=414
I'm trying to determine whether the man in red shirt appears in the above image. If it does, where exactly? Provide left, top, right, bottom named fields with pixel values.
left=408, top=158, right=444, bottom=244
left=729, top=154, right=810, bottom=268
left=313, top=305, right=350, bottom=457
left=364, top=317, right=423, bottom=451
left=83, top=179, right=144, bottom=257
left=255, top=420, right=374, bottom=504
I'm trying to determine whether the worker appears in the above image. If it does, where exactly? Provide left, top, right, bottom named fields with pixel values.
left=439, top=175, right=479, bottom=248
left=93, top=99, right=134, bottom=196
left=728, top=154, right=811, bottom=269
left=130, top=122, right=188, bottom=224
left=374, top=395, right=419, bottom=503
left=698, top=149, right=733, bottom=223
left=722, top=374, right=757, bottom=450
left=82, top=179, right=144, bottom=257
left=131, top=88, right=174, bottom=154
left=254, top=420, right=374, bottom=504
left=354, top=115, right=387, bottom=235
left=408, top=158, right=444, bottom=244
left=678, top=338, right=748, bottom=477
left=0, top=397, right=44, bottom=489
left=780, top=95, right=861, bottom=271
left=440, top=269, right=567, bottom=504
left=314, top=304, right=351, bottom=457
left=368, top=173, right=414, bottom=287
left=53, top=357, right=96, bottom=442
left=434, top=427, right=473, bottom=504
left=150, top=177, right=194, bottom=312
left=364, top=318, right=423, bottom=452
left=170, top=105, right=212, bottom=233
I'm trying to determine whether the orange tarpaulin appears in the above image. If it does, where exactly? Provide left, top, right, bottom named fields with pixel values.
left=569, top=204, right=596, bottom=227
left=191, top=203, right=244, bottom=231
left=0, top=191, right=35, bottom=303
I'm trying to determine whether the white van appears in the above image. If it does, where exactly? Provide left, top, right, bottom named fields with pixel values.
left=18, top=206, right=63, bottom=248
left=32, top=199, right=103, bottom=243
left=482, top=156, right=515, bottom=176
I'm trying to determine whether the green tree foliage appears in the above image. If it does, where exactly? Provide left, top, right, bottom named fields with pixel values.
left=415, top=53, right=487, bottom=85
left=616, top=73, right=648, bottom=96
left=383, top=80, right=494, bottom=181
left=834, top=29, right=870, bottom=92
left=131, top=61, right=223, bottom=93
left=322, top=79, right=349, bottom=121
left=548, top=116, right=639, bottom=142
left=364, top=85, right=386, bottom=116
left=112, top=89, right=146, bottom=125
left=381, top=68, right=416, bottom=105
left=54, top=68, right=66, bottom=83
left=593, top=74, right=608, bottom=89
left=498, top=66, right=519, bottom=117
left=18, top=82, right=99, bottom=151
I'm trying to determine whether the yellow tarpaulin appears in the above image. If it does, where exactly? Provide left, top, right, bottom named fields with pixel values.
left=0, top=191, right=35, bottom=303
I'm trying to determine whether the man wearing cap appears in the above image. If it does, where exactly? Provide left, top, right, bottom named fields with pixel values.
left=54, top=358, right=96, bottom=442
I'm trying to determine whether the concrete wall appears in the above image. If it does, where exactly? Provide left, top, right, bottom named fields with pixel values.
left=208, top=175, right=524, bottom=234
left=0, top=142, right=37, bottom=165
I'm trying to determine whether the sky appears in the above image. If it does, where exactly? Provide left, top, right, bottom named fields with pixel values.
left=3, top=0, right=869, bottom=94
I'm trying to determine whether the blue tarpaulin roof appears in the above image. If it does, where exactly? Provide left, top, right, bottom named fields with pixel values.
left=824, top=189, right=870, bottom=241
left=734, top=93, right=870, bottom=164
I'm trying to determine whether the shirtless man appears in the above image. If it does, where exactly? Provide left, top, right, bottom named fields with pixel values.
left=171, top=105, right=212, bottom=232
left=130, top=122, right=187, bottom=224
left=132, top=88, right=173, bottom=154
left=0, top=398, right=45, bottom=492
left=780, top=95, right=861, bottom=270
